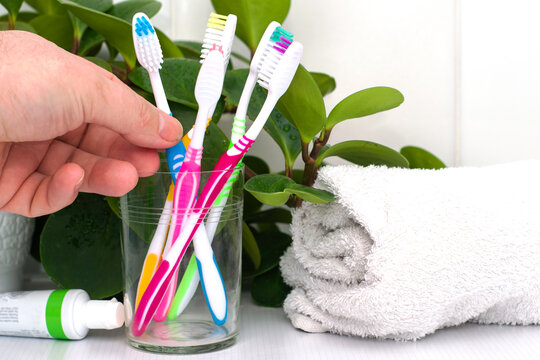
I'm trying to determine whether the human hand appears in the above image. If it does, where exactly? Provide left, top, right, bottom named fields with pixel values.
left=0, top=31, right=183, bottom=217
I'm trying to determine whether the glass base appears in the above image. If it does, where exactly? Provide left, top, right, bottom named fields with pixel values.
left=126, top=320, right=238, bottom=354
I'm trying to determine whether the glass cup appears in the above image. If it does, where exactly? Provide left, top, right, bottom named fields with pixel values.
left=120, top=164, right=243, bottom=354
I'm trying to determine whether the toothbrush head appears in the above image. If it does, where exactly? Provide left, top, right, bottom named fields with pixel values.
left=132, top=12, right=163, bottom=73
left=195, top=47, right=226, bottom=109
left=250, top=21, right=281, bottom=73
left=257, top=39, right=303, bottom=98
left=200, top=13, right=237, bottom=69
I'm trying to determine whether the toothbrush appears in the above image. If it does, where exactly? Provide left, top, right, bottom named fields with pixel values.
left=168, top=23, right=294, bottom=319
left=154, top=12, right=237, bottom=322
left=132, top=12, right=188, bottom=307
left=132, top=40, right=303, bottom=336
left=167, top=12, right=239, bottom=320
left=151, top=47, right=227, bottom=322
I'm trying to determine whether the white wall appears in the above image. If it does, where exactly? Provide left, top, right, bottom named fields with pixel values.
left=5, top=1, right=539, bottom=169
left=161, top=1, right=456, bottom=170
left=460, top=0, right=540, bottom=166
left=161, top=0, right=540, bottom=169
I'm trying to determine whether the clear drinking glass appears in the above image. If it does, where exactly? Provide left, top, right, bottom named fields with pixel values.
left=120, top=165, right=243, bottom=354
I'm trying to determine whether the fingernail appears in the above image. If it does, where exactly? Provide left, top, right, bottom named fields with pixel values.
left=75, top=169, right=85, bottom=190
left=159, top=111, right=181, bottom=142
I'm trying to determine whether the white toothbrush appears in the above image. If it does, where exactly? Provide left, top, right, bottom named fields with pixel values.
left=167, top=12, right=237, bottom=321
left=132, top=40, right=303, bottom=337
left=169, top=22, right=294, bottom=318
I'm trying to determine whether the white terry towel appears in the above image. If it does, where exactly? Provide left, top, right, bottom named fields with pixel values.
left=280, top=161, right=540, bottom=340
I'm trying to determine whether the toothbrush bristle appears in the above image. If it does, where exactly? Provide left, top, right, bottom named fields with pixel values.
left=200, top=13, right=235, bottom=67
left=257, top=27, right=294, bottom=90
left=133, top=15, right=163, bottom=72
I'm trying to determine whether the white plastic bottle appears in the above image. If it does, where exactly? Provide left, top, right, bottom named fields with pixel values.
left=0, top=289, right=124, bottom=339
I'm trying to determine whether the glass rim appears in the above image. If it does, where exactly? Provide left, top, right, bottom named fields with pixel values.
left=137, top=163, right=244, bottom=177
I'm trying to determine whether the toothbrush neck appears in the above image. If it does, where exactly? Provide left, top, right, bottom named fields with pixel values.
left=149, top=71, right=170, bottom=114
left=190, top=109, right=209, bottom=149
left=184, top=146, right=203, bottom=165
left=245, top=94, right=276, bottom=141
left=235, top=71, right=257, bottom=120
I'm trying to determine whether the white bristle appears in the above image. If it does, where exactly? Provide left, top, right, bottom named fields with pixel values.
left=257, top=42, right=285, bottom=90
left=133, top=16, right=163, bottom=73
left=200, top=13, right=236, bottom=70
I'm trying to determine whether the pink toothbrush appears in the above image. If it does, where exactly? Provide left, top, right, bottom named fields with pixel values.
left=131, top=41, right=303, bottom=336
left=151, top=47, right=226, bottom=321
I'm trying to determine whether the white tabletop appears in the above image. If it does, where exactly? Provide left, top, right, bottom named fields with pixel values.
left=2, top=291, right=540, bottom=360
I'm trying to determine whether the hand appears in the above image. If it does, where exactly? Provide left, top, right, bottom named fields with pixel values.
left=0, top=31, right=183, bottom=217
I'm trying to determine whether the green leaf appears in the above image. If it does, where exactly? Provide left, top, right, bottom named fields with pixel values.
left=400, top=146, right=446, bottom=170
left=67, top=0, right=112, bottom=41
left=155, top=28, right=184, bottom=58
left=276, top=65, right=327, bottom=144
left=108, top=0, right=160, bottom=22
left=315, top=140, right=410, bottom=168
left=0, top=11, right=38, bottom=23
left=40, top=194, right=122, bottom=299
left=129, top=58, right=200, bottom=109
left=174, top=40, right=201, bottom=59
left=78, top=28, right=104, bottom=56
left=0, top=20, right=35, bottom=31
left=242, top=222, right=261, bottom=269
left=245, top=208, right=292, bottom=224
left=251, top=266, right=291, bottom=307
left=223, top=69, right=301, bottom=168
left=60, top=0, right=137, bottom=69
left=244, top=231, right=291, bottom=279
left=0, top=0, right=23, bottom=20
left=29, top=14, right=73, bottom=51
left=326, top=87, right=404, bottom=131
left=243, top=155, right=270, bottom=175
left=310, top=72, right=336, bottom=97
left=244, top=174, right=295, bottom=206
left=25, top=0, right=66, bottom=15
left=85, top=56, right=112, bottom=72
left=284, top=184, right=335, bottom=204
left=211, top=0, right=290, bottom=53
left=278, top=169, right=303, bottom=184
left=243, top=191, right=262, bottom=216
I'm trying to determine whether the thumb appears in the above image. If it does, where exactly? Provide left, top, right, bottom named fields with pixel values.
left=84, top=69, right=183, bottom=149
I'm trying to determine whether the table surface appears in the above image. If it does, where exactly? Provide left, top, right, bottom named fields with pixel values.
left=2, top=291, right=540, bottom=360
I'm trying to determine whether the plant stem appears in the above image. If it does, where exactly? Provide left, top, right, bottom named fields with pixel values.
left=8, top=15, right=15, bottom=30
left=285, top=164, right=293, bottom=179
left=244, top=164, right=257, bottom=181
left=307, top=128, right=332, bottom=186
left=71, top=37, right=80, bottom=54
left=301, top=141, right=314, bottom=187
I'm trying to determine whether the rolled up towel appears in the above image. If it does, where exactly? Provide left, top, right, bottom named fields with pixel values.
left=280, top=161, right=540, bottom=340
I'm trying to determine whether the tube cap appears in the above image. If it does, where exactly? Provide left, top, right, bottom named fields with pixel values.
left=83, top=298, right=125, bottom=330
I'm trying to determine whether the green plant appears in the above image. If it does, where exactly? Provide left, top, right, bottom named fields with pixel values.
left=1, top=0, right=445, bottom=305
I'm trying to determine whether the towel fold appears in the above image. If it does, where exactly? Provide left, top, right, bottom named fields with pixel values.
left=280, top=161, right=540, bottom=340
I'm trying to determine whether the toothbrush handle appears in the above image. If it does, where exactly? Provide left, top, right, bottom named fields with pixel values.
left=153, top=147, right=202, bottom=321
left=193, top=225, right=227, bottom=324
left=132, top=137, right=253, bottom=336
left=170, top=116, right=247, bottom=319
left=169, top=161, right=242, bottom=318
left=134, top=187, right=173, bottom=308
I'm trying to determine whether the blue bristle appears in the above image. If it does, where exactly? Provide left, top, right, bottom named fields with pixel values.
left=135, top=17, right=151, bottom=36
left=141, top=16, right=155, bottom=34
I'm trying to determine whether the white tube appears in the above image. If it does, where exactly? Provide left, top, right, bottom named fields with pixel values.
left=0, top=289, right=124, bottom=340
